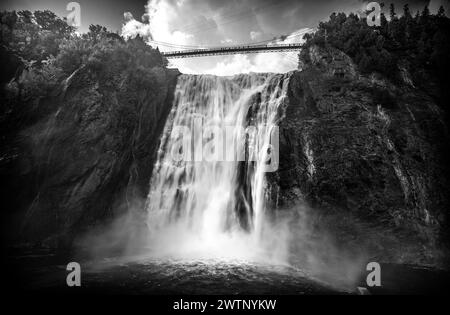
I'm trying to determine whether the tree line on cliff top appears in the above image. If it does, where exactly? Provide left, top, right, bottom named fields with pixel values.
left=0, top=9, right=168, bottom=134
left=1, top=6, right=450, bottom=117
left=0, top=11, right=173, bottom=244
left=301, top=3, right=450, bottom=113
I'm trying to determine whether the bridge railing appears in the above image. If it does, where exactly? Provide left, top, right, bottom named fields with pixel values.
left=161, top=43, right=303, bottom=58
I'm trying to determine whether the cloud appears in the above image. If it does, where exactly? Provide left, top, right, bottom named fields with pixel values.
left=196, top=28, right=313, bottom=76
left=123, top=12, right=134, bottom=22
left=121, top=12, right=153, bottom=40
left=428, top=0, right=449, bottom=14
left=220, top=38, right=233, bottom=44
left=121, top=0, right=363, bottom=74
left=250, top=31, right=262, bottom=40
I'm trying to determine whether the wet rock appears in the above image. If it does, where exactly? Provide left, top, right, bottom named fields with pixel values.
left=3, top=63, right=180, bottom=249
left=274, top=45, right=450, bottom=267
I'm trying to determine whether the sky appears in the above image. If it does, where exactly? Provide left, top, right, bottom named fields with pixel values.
left=1, top=0, right=448, bottom=75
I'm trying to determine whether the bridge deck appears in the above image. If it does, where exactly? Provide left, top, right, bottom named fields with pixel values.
left=161, top=43, right=303, bottom=58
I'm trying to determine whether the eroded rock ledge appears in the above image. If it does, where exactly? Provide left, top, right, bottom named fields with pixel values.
left=3, top=63, right=180, bottom=249
left=273, top=45, right=450, bottom=267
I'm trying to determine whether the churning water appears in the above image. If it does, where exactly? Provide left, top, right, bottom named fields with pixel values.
left=67, top=73, right=362, bottom=294
left=10, top=73, right=366, bottom=294
left=145, top=73, right=291, bottom=264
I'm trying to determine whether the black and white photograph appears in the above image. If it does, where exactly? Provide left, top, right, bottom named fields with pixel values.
left=1, top=0, right=450, bottom=305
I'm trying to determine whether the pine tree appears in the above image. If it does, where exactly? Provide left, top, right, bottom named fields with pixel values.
left=414, top=10, right=420, bottom=21
left=380, top=12, right=388, bottom=35
left=402, top=4, right=413, bottom=44
left=358, top=53, right=371, bottom=73
left=437, top=5, right=445, bottom=17
left=421, top=5, right=430, bottom=18
left=299, top=5, right=450, bottom=84
left=389, top=3, right=397, bottom=20
left=403, top=4, right=411, bottom=19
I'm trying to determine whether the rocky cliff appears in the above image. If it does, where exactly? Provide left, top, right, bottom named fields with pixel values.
left=273, top=45, right=450, bottom=267
left=1, top=52, right=179, bottom=250
left=2, top=36, right=449, bottom=268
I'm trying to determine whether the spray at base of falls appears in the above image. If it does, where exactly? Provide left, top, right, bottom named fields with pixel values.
left=145, top=73, right=291, bottom=264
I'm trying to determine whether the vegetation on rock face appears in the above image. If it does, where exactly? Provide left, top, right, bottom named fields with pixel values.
left=0, top=10, right=176, bottom=248
left=0, top=7, right=448, bottom=268
left=1, top=10, right=168, bottom=128
left=289, top=6, right=450, bottom=266
left=275, top=60, right=450, bottom=266
left=301, top=4, right=450, bottom=116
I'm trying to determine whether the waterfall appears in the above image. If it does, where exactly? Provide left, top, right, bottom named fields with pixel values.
left=145, top=73, right=291, bottom=263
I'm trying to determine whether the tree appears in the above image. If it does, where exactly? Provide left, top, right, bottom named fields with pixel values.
left=437, top=5, right=446, bottom=18
left=379, top=12, right=389, bottom=35
left=89, top=24, right=107, bottom=36
left=414, top=10, right=420, bottom=21
left=421, top=5, right=430, bottom=19
left=17, top=10, right=32, bottom=23
left=389, top=3, right=397, bottom=20
left=401, top=4, right=414, bottom=44
left=358, top=53, right=371, bottom=73
left=403, top=4, right=412, bottom=19
left=299, top=5, right=450, bottom=86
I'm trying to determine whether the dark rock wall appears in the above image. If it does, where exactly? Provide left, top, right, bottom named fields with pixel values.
left=274, top=45, right=450, bottom=267
left=2, top=40, right=449, bottom=267
left=2, top=65, right=180, bottom=249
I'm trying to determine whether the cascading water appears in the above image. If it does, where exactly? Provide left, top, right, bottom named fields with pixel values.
left=145, top=73, right=291, bottom=263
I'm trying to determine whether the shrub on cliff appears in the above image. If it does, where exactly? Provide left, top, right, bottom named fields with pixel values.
left=301, top=4, right=450, bottom=114
left=0, top=10, right=174, bottom=246
left=1, top=10, right=168, bottom=132
left=0, top=10, right=74, bottom=66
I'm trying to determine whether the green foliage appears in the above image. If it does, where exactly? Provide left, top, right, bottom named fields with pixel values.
left=1, top=10, right=167, bottom=75
left=1, top=10, right=75, bottom=63
left=303, top=4, right=450, bottom=84
left=34, top=10, right=73, bottom=34
left=1, top=10, right=169, bottom=134
left=19, top=56, right=64, bottom=100
left=302, top=4, right=450, bottom=117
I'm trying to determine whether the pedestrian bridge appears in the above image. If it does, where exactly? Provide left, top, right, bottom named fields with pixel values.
left=161, top=43, right=304, bottom=59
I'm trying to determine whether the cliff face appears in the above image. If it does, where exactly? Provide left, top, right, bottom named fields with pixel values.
left=2, top=38, right=449, bottom=267
left=274, top=45, right=450, bottom=267
left=1, top=61, right=179, bottom=249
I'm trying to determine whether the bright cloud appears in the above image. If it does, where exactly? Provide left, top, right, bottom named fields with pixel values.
left=120, top=0, right=343, bottom=75
left=220, top=38, right=233, bottom=44
left=197, top=28, right=313, bottom=76
left=250, top=31, right=262, bottom=40
left=121, top=12, right=153, bottom=40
